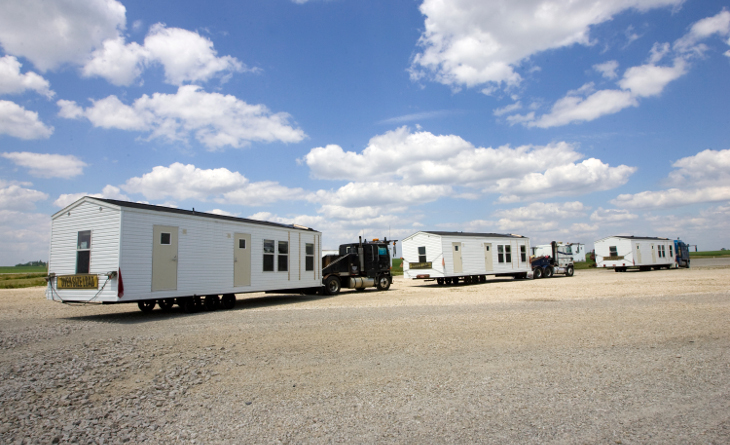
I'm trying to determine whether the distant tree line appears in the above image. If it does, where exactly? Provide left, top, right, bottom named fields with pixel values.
left=15, top=260, right=47, bottom=267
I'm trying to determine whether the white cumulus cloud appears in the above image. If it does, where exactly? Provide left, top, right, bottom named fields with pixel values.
left=590, top=207, right=638, bottom=223
left=0, top=184, right=48, bottom=211
left=0, top=0, right=126, bottom=71
left=493, top=158, right=637, bottom=203
left=1, top=152, right=87, bottom=178
left=0, top=100, right=53, bottom=139
left=410, top=0, right=681, bottom=91
left=611, top=148, right=730, bottom=209
left=121, top=163, right=306, bottom=206
left=57, top=86, right=306, bottom=150
left=505, top=10, right=729, bottom=128
left=304, top=126, right=583, bottom=186
left=53, top=185, right=130, bottom=208
left=0, top=56, right=54, bottom=98
left=82, top=23, right=250, bottom=86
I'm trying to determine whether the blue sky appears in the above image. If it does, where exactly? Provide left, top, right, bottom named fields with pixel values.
left=1, top=0, right=729, bottom=264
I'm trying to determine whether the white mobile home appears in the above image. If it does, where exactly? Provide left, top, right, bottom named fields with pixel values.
left=594, top=236, right=676, bottom=272
left=532, top=242, right=586, bottom=262
left=46, top=197, right=322, bottom=311
left=402, top=231, right=531, bottom=284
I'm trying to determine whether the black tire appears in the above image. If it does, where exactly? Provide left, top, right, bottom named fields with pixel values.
left=376, top=275, right=391, bottom=291
left=158, top=298, right=174, bottom=311
left=324, top=276, right=341, bottom=295
left=221, top=294, right=236, bottom=310
left=480, top=275, right=487, bottom=283
left=437, top=278, right=444, bottom=285
left=533, top=268, right=543, bottom=279
left=566, top=266, right=574, bottom=277
left=138, top=300, right=155, bottom=313
left=204, top=295, right=220, bottom=311
left=544, top=267, right=554, bottom=278
left=179, top=297, right=197, bottom=313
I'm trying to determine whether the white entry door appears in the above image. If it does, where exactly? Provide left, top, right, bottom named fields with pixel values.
left=484, top=243, right=493, bottom=271
left=152, top=225, right=178, bottom=291
left=234, top=233, right=251, bottom=287
left=452, top=242, right=463, bottom=273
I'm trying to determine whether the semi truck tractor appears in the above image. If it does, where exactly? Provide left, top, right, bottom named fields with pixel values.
left=531, top=241, right=575, bottom=278
left=320, top=237, right=396, bottom=295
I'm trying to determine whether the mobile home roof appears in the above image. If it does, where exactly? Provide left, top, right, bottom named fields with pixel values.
left=596, top=235, right=670, bottom=243
left=55, top=197, right=319, bottom=232
left=420, top=231, right=526, bottom=238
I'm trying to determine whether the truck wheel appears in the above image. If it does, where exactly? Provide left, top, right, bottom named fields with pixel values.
left=566, top=266, right=574, bottom=277
left=138, top=300, right=155, bottom=313
left=377, top=275, right=391, bottom=291
left=158, top=298, right=174, bottom=311
left=221, top=294, right=236, bottom=310
left=204, top=295, right=220, bottom=311
left=533, top=268, right=543, bottom=279
left=437, top=278, right=444, bottom=285
left=180, top=297, right=197, bottom=314
left=324, top=276, right=341, bottom=295
left=544, top=267, right=554, bottom=278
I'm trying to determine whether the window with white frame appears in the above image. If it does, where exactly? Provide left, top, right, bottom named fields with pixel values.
left=497, top=245, right=504, bottom=263
left=278, top=241, right=288, bottom=272
left=305, top=243, right=314, bottom=271
left=263, top=239, right=275, bottom=272
left=418, top=246, right=427, bottom=263
left=520, top=245, right=526, bottom=262
left=505, top=245, right=512, bottom=262
left=76, top=230, right=91, bottom=274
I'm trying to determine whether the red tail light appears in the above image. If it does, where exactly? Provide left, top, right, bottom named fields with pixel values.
left=117, top=268, right=124, bottom=298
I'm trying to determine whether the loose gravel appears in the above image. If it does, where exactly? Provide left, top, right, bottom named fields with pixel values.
left=1, top=262, right=729, bottom=444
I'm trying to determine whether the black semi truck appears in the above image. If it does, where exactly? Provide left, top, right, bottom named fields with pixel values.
left=320, top=237, right=396, bottom=295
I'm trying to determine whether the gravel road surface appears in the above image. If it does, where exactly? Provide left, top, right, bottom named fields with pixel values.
left=1, top=264, right=729, bottom=444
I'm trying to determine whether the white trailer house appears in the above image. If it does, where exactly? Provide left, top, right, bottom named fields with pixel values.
left=402, top=231, right=531, bottom=284
left=594, top=236, right=676, bottom=272
left=46, top=197, right=322, bottom=312
left=532, top=242, right=586, bottom=262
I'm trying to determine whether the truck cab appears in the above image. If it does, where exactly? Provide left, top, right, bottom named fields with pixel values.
left=321, top=238, right=395, bottom=294
left=674, top=240, right=691, bottom=268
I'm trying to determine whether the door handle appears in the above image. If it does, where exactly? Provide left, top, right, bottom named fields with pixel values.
left=172, top=255, right=177, bottom=262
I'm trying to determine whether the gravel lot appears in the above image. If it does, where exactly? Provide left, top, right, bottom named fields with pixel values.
left=2, top=260, right=729, bottom=444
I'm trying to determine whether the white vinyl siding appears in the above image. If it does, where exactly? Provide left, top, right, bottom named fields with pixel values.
left=48, top=197, right=321, bottom=303
left=595, top=236, right=676, bottom=269
left=47, top=200, right=121, bottom=301
left=402, top=232, right=530, bottom=278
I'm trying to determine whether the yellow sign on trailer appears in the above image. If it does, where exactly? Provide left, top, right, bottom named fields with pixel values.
left=57, top=274, right=98, bottom=289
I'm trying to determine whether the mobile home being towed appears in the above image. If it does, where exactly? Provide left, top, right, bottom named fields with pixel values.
left=594, top=235, right=679, bottom=272
left=402, top=231, right=531, bottom=284
left=46, top=197, right=322, bottom=311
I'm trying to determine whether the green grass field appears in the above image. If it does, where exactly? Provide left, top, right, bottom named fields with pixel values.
left=573, top=259, right=596, bottom=270
left=391, top=258, right=403, bottom=276
left=0, top=265, right=48, bottom=274
left=689, top=250, right=730, bottom=258
left=0, top=272, right=47, bottom=289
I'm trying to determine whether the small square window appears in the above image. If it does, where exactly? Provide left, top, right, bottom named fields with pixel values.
left=486, top=245, right=490, bottom=251
left=278, top=241, right=288, bottom=254
left=306, top=243, right=314, bottom=255
left=305, top=256, right=314, bottom=271
left=454, top=245, right=459, bottom=252
left=263, top=240, right=275, bottom=253
left=239, top=239, right=246, bottom=249
left=160, top=233, right=171, bottom=245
